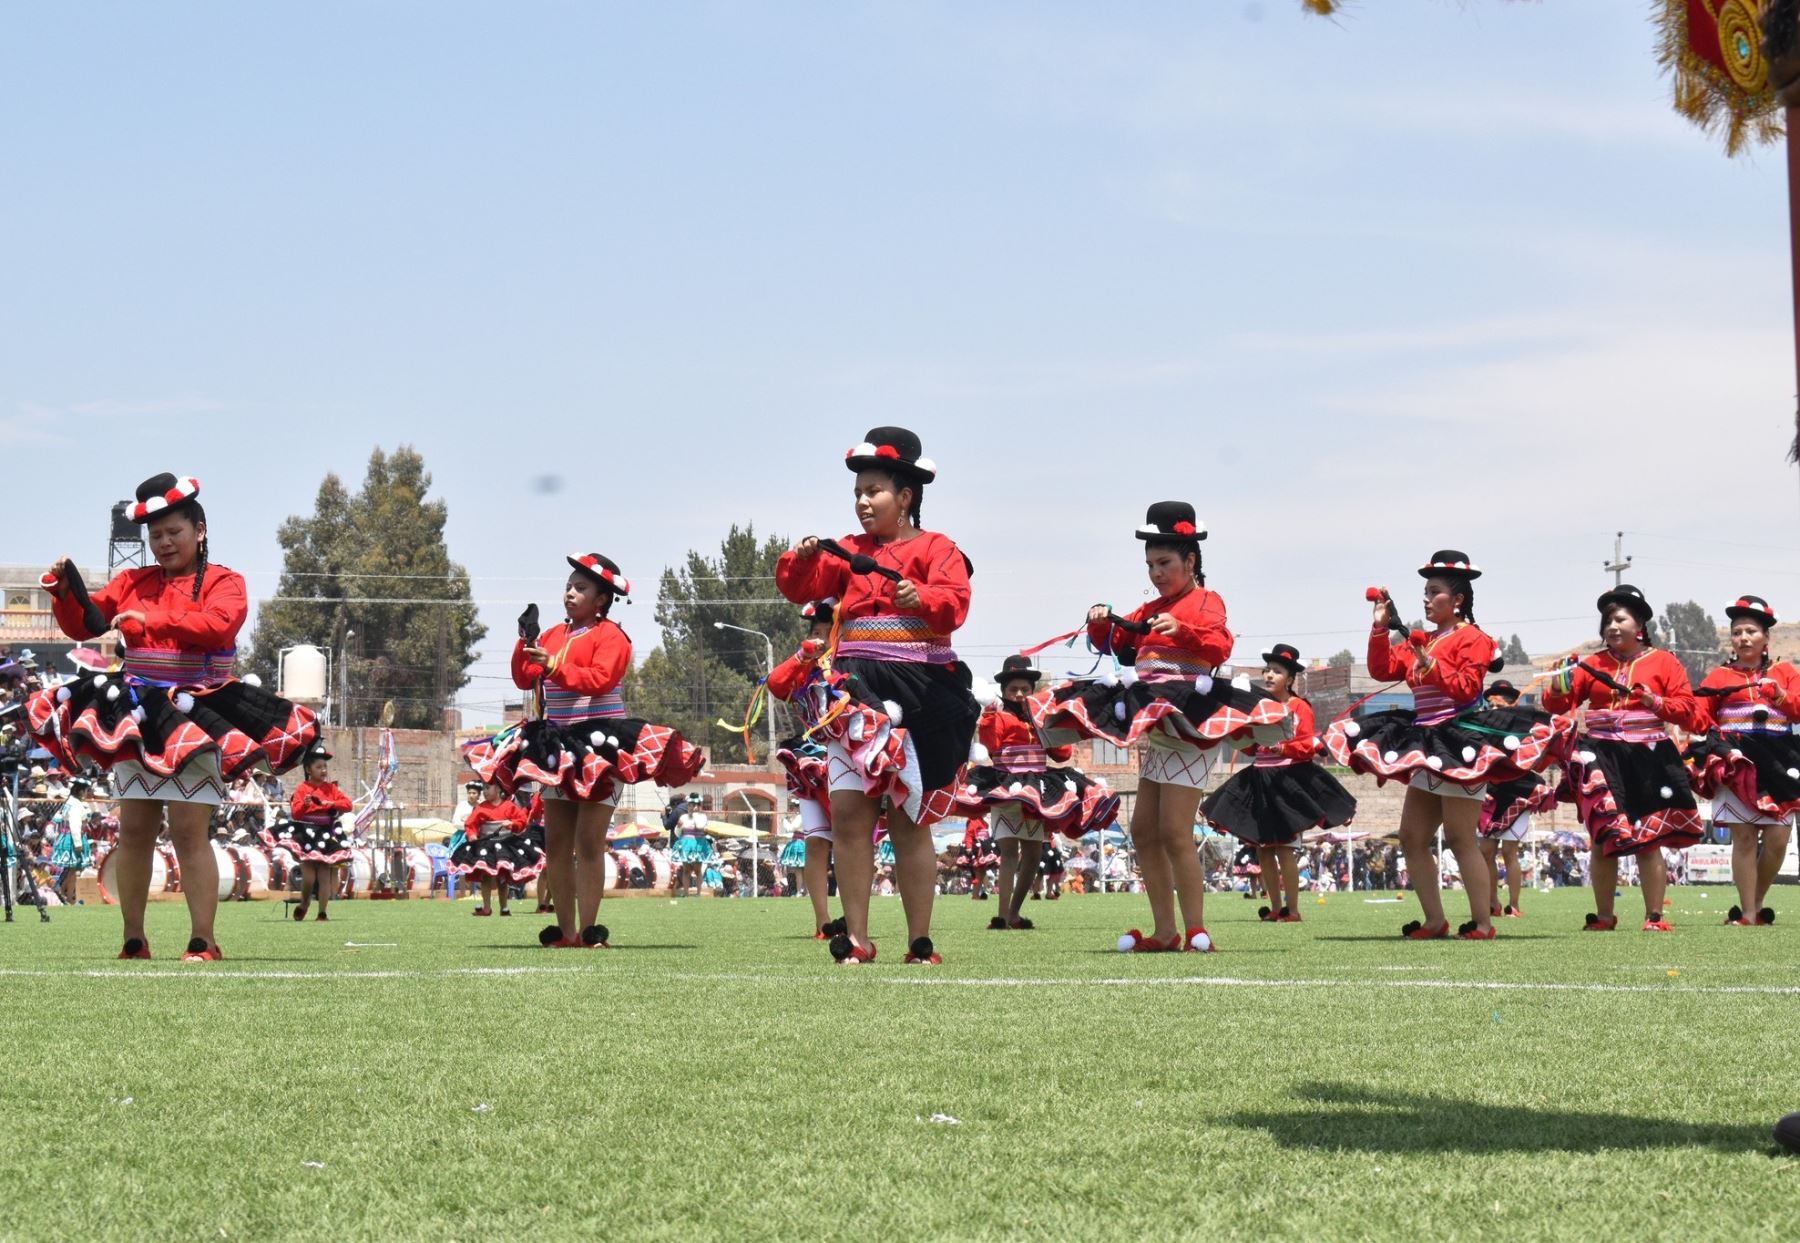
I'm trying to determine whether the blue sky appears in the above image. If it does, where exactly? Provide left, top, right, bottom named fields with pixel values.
left=5, top=2, right=1798, bottom=718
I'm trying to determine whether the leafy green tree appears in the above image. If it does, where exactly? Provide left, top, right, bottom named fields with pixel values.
left=247, top=446, right=485, bottom=729
left=1656, top=600, right=1727, bottom=685
left=622, top=525, right=808, bottom=761
left=1327, top=649, right=1355, bottom=669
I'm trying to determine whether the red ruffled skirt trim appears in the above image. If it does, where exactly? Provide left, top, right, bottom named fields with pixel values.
left=27, top=675, right=317, bottom=782
left=467, top=716, right=704, bottom=803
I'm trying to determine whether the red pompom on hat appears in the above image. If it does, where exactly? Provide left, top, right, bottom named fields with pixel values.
left=566, top=553, right=630, bottom=597
left=127, top=473, right=201, bottom=522
left=845, top=427, right=937, bottom=482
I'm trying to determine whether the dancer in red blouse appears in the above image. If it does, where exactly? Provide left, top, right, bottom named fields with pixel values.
left=1040, top=502, right=1289, bottom=953
left=1684, top=594, right=1799, bottom=926
left=28, top=473, right=318, bottom=961
left=448, top=779, right=540, bottom=917
left=1475, top=681, right=1556, bottom=920
left=1541, top=585, right=1701, bottom=932
left=959, top=656, right=1118, bottom=931
left=775, top=427, right=980, bottom=965
left=273, top=742, right=354, bottom=922
left=468, top=552, right=703, bottom=948
left=1202, top=644, right=1355, bottom=924
left=1322, top=552, right=1566, bottom=941
left=766, top=599, right=844, bottom=939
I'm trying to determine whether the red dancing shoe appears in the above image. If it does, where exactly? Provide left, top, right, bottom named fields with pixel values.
left=117, top=937, right=151, bottom=961
left=1502, top=905, right=1521, bottom=919
left=1456, top=922, right=1496, bottom=940
left=1118, top=929, right=1183, bottom=952
left=180, top=938, right=223, bottom=962
left=1400, top=920, right=1448, bottom=940
left=1183, top=927, right=1215, bottom=953
left=1582, top=913, right=1618, bottom=932
left=314, top=913, right=329, bottom=922
left=1276, top=909, right=1302, bottom=923
left=292, top=905, right=307, bottom=922
left=830, top=934, right=876, bottom=964
left=1642, top=914, right=1673, bottom=933
left=472, top=908, right=491, bottom=917
left=904, top=936, right=942, bottom=965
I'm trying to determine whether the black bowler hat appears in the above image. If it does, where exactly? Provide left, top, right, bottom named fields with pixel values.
left=1134, top=500, right=1206, bottom=542
left=567, top=552, right=631, bottom=597
left=845, top=427, right=937, bottom=483
left=800, top=599, right=836, bottom=626
left=302, top=741, right=333, bottom=765
left=1418, top=550, right=1481, bottom=580
left=1596, top=584, right=1654, bottom=626
left=129, top=472, right=201, bottom=522
left=1261, top=644, right=1303, bottom=676
left=994, top=654, right=1041, bottom=686
left=1725, top=594, right=1778, bottom=630
left=1485, top=680, right=1520, bottom=703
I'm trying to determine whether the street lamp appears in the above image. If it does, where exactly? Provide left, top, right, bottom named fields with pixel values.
left=714, top=620, right=778, bottom=899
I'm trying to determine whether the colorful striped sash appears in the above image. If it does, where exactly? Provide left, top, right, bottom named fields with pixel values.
left=542, top=686, right=625, bottom=723
left=837, top=615, right=956, bottom=665
left=1134, top=648, right=1212, bottom=683
left=1584, top=708, right=1667, bottom=744
left=1410, top=684, right=1473, bottom=727
left=1713, top=702, right=1795, bottom=736
left=997, top=743, right=1049, bottom=773
left=123, top=647, right=235, bottom=688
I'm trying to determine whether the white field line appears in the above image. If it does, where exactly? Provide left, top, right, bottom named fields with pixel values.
left=0, top=966, right=589, bottom=981
left=2, top=967, right=1798, bottom=998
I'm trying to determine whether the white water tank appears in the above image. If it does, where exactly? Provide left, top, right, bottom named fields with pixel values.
left=281, top=645, right=328, bottom=702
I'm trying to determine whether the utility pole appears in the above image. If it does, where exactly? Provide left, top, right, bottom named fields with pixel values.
left=1603, top=532, right=1632, bottom=588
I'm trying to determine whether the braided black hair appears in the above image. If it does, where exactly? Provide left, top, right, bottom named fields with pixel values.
left=1144, top=539, right=1205, bottom=586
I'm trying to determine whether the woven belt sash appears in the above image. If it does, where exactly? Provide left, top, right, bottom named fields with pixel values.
left=123, top=647, right=235, bottom=688
left=836, top=615, right=955, bottom=665
left=543, top=686, right=625, bottom=722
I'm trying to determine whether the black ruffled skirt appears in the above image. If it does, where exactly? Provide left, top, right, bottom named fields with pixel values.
left=1322, top=705, right=1566, bottom=789
left=1562, top=737, right=1702, bottom=857
left=833, top=657, right=979, bottom=792
left=1201, top=763, right=1357, bottom=846
left=1036, top=674, right=1288, bottom=750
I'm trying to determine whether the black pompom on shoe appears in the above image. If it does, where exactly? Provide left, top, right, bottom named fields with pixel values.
left=581, top=924, right=609, bottom=948
left=987, top=916, right=1008, bottom=930
left=122, top=937, right=145, bottom=956
left=1776, top=1111, right=1800, bottom=1152
left=1727, top=905, right=1744, bottom=923
left=1584, top=912, right=1601, bottom=927
left=539, top=925, right=563, bottom=947
left=905, top=936, right=939, bottom=964
left=1760, top=907, right=1777, bottom=925
left=186, top=937, right=209, bottom=955
left=1257, top=905, right=1273, bottom=921
left=828, top=933, right=853, bottom=962
left=1456, top=920, right=1477, bottom=936
left=1400, top=920, right=1423, bottom=937
left=822, top=917, right=847, bottom=937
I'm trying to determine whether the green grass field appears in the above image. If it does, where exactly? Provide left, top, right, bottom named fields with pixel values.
left=1, top=885, right=1796, bottom=1242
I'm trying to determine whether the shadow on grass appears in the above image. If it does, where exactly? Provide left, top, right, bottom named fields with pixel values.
left=1227, top=1082, right=1772, bottom=1154
left=476, top=943, right=701, bottom=952
left=1310, top=934, right=1557, bottom=942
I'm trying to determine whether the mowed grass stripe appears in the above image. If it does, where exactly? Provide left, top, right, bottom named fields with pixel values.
left=1, top=888, right=1795, bottom=1241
